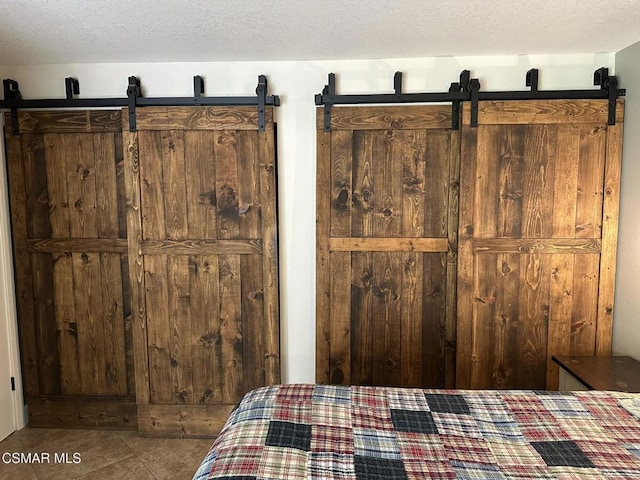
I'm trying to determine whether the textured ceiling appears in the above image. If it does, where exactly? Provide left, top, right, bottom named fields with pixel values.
left=1, top=0, right=640, bottom=65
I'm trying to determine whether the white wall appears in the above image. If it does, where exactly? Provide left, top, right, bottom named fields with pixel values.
left=0, top=53, right=615, bottom=384
left=613, top=43, right=640, bottom=359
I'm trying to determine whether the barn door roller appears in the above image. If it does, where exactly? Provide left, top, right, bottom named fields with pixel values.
left=315, top=67, right=625, bottom=131
left=0, top=75, right=280, bottom=134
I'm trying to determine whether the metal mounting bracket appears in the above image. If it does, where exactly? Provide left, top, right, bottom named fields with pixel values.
left=256, top=75, right=267, bottom=132
left=3, top=79, right=21, bottom=134
left=594, top=67, right=624, bottom=125
left=469, top=78, right=481, bottom=127
left=126, top=76, right=142, bottom=132
left=526, top=68, right=539, bottom=93
left=65, top=77, right=80, bottom=100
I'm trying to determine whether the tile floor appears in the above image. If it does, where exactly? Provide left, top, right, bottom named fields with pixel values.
left=0, top=427, right=213, bottom=480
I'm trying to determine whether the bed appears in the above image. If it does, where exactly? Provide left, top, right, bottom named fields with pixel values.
left=193, top=384, right=640, bottom=479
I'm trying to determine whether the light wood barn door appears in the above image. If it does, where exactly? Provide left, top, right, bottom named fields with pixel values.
left=4, top=111, right=136, bottom=428
left=317, top=106, right=460, bottom=388
left=124, top=107, right=279, bottom=437
left=456, top=99, right=623, bottom=390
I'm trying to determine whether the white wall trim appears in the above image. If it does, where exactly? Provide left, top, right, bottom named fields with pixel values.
left=0, top=120, right=26, bottom=430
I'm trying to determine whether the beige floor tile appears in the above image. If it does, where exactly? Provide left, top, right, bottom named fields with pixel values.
left=0, top=433, right=39, bottom=480
left=1, top=427, right=213, bottom=480
left=75, top=456, right=155, bottom=480
left=16, top=428, right=135, bottom=480
left=120, top=434, right=212, bottom=480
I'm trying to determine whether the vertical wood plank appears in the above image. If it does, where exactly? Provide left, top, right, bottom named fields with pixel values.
left=497, top=126, right=524, bottom=238
left=401, top=130, right=426, bottom=238
left=552, top=125, right=580, bottom=238
left=184, top=131, right=217, bottom=240
left=138, top=130, right=166, bottom=240
left=190, top=255, right=222, bottom=404
left=258, top=125, right=280, bottom=385
left=237, top=131, right=266, bottom=391
left=522, top=125, right=555, bottom=238
left=100, top=252, right=127, bottom=395
left=31, top=254, right=60, bottom=395
left=371, top=252, right=402, bottom=386
left=94, top=133, right=119, bottom=238
left=218, top=255, right=243, bottom=403
left=5, top=131, right=39, bottom=395
left=115, top=131, right=127, bottom=239
left=162, top=131, right=188, bottom=240
left=374, top=130, right=402, bottom=237
left=95, top=132, right=128, bottom=395
left=329, top=252, right=351, bottom=384
left=52, top=251, right=80, bottom=394
left=330, top=130, right=353, bottom=237
left=516, top=253, right=550, bottom=389
left=123, top=119, right=150, bottom=404
left=422, top=252, right=446, bottom=387
left=455, top=117, right=477, bottom=388
left=400, top=251, right=423, bottom=387
left=145, top=255, right=172, bottom=403
left=316, top=127, right=332, bottom=384
left=73, top=252, right=105, bottom=394
left=423, top=130, right=449, bottom=238
left=44, top=134, right=71, bottom=238
left=471, top=254, right=496, bottom=388
left=215, top=129, right=243, bottom=399
left=167, top=254, right=193, bottom=403
left=350, top=252, right=373, bottom=385
left=570, top=254, right=599, bottom=355
left=444, top=129, right=460, bottom=389
left=492, top=253, right=520, bottom=388
left=596, top=120, right=623, bottom=354
left=22, top=135, right=51, bottom=238
left=351, top=131, right=374, bottom=238
left=241, top=254, right=265, bottom=392
left=546, top=254, right=574, bottom=390
left=474, top=126, right=499, bottom=238
left=575, top=125, right=606, bottom=239
left=214, top=130, right=240, bottom=239
left=65, top=133, right=98, bottom=238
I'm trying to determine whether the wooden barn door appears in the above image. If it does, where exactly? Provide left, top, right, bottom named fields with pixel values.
left=124, top=107, right=279, bottom=437
left=456, top=99, right=623, bottom=390
left=317, top=106, right=459, bottom=388
left=4, top=110, right=136, bottom=428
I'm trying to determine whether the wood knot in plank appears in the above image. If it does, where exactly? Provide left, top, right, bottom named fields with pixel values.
left=475, top=295, right=496, bottom=304
left=331, top=368, right=344, bottom=384
left=199, top=389, right=214, bottom=404
left=198, top=190, right=217, bottom=206
left=217, top=184, right=238, bottom=218
left=335, top=188, right=349, bottom=208
left=199, top=331, right=220, bottom=348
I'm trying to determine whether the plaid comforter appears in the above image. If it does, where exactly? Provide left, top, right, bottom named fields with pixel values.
left=193, top=384, right=640, bottom=479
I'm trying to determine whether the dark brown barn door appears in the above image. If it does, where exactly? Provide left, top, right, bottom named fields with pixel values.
left=456, top=99, right=623, bottom=389
left=317, top=106, right=459, bottom=388
left=4, top=110, right=135, bottom=428
left=124, top=107, right=279, bottom=437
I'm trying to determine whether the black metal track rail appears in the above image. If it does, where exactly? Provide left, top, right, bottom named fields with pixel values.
left=315, top=67, right=625, bottom=131
left=1, top=75, right=280, bottom=134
